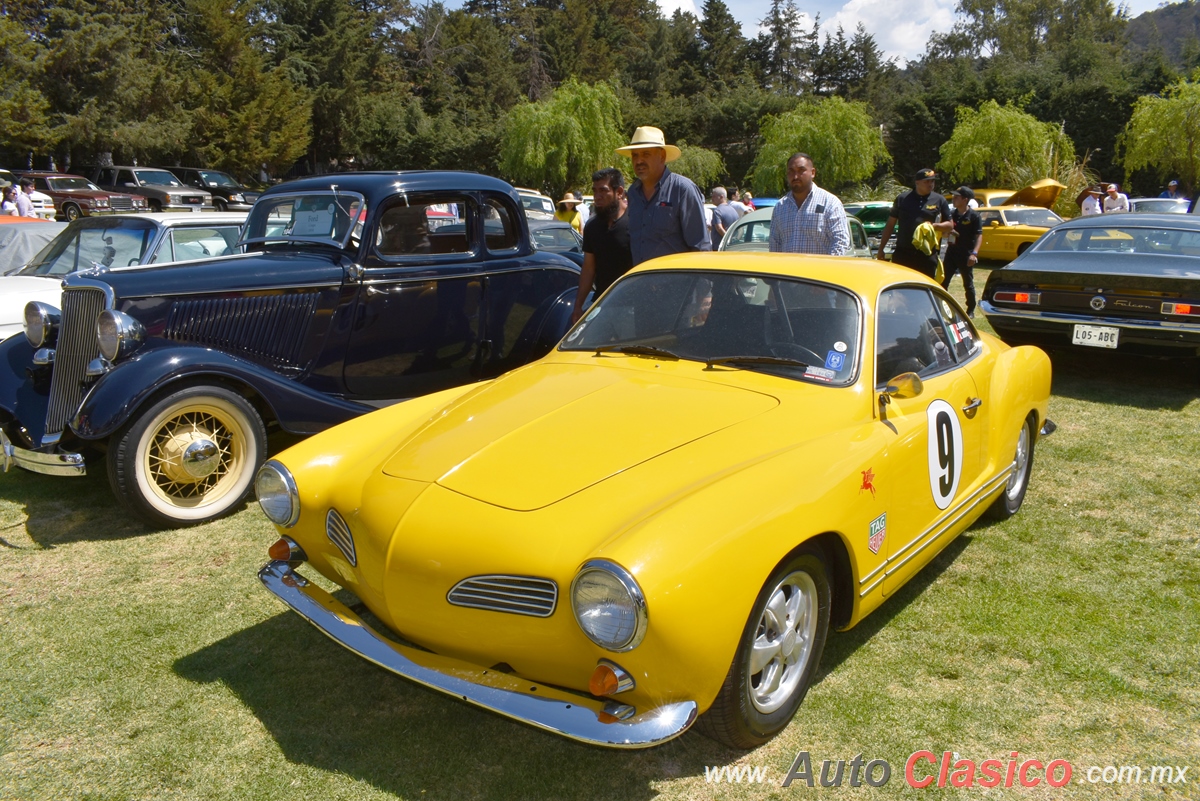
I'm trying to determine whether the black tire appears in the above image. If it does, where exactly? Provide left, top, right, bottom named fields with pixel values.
left=63, top=203, right=82, bottom=221
left=696, top=549, right=831, bottom=749
left=148, top=199, right=162, bottom=213
left=107, top=385, right=267, bottom=527
left=213, top=197, right=227, bottom=212
left=1016, top=242, right=1031, bottom=256
left=985, top=414, right=1036, bottom=521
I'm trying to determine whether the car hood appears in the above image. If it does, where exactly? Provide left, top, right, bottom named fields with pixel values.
left=1001, top=179, right=1065, bottom=209
left=381, top=363, right=780, bottom=510
left=0, top=275, right=63, bottom=328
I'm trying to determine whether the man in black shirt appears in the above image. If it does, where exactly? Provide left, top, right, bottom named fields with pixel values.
left=942, top=186, right=984, bottom=317
left=573, top=167, right=632, bottom=323
left=877, top=168, right=953, bottom=278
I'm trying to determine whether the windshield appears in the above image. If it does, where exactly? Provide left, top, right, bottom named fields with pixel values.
left=521, top=195, right=554, bottom=214
left=47, top=177, right=100, bottom=191
left=1004, top=208, right=1061, bottom=227
left=134, top=169, right=184, bottom=187
left=1035, top=226, right=1200, bottom=256
left=724, top=220, right=771, bottom=248
left=562, top=270, right=860, bottom=385
left=20, top=220, right=157, bottom=276
left=198, top=171, right=240, bottom=189
left=241, top=191, right=366, bottom=249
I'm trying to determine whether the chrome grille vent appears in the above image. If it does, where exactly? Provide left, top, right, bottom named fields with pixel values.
left=44, top=287, right=106, bottom=438
left=108, top=197, right=133, bottom=211
left=164, top=293, right=318, bottom=371
left=325, top=509, right=357, bottom=566
left=447, top=575, right=558, bottom=618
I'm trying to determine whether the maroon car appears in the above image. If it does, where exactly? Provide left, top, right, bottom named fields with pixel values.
left=14, top=171, right=149, bottom=221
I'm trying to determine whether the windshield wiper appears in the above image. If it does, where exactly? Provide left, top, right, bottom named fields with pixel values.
left=594, top=344, right=681, bottom=360
left=705, top=355, right=809, bottom=370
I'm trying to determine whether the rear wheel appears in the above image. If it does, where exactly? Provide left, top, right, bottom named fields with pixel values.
left=697, top=550, right=831, bottom=749
left=63, top=202, right=82, bottom=221
left=1016, top=242, right=1031, bottom=256
left=986, top=414, right=1035, bottom=520
left=108, top=385, right=266, bottom=527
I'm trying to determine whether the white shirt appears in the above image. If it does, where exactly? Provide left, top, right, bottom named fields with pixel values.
left=1081, top=195, right=1102, bottom=216
left=1103, top=193, right=1129, bottom=213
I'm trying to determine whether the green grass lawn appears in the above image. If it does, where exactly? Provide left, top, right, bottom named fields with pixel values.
left=2, top=306, right=1198, bottom=800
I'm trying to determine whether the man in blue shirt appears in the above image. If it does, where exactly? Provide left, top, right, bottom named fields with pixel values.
left=768, top=152, right=851, bottom=255
left=616, top=126, right=710, bottom=265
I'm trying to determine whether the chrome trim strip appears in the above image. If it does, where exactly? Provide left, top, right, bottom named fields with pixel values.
left=108, top=251, right=257, bottom=272
left=0, top=431, right=86, bottom=477
left=859, top=573, right=885, bottom=598
left=123, top=281, right=342, bottom=299
left=858, top=561, right=886, bottom=585
left=258, top=560, right=697, bottom=748
left=980, top=301, right=1200, bottom=333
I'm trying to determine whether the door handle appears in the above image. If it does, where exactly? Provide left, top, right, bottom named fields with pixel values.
left=962, top=397, right=982, bottom=418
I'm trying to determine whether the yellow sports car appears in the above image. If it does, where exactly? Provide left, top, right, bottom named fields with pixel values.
left=974, top=179, right=1066, bottom=262
left=255, top=253, right=1054, bottom=749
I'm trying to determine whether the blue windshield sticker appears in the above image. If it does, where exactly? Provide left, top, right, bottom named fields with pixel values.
left=824, top=351, right=845, bottom=370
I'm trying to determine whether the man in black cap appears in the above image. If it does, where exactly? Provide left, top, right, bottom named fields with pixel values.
left=876, top=168, right=953, bottom=278
left=942, top=186, right=983, bottom=317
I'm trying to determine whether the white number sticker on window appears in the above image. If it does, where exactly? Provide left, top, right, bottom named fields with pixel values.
left=926, top=399, right=963, bottom=510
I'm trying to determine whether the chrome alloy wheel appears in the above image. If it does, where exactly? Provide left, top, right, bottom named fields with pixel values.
left=1005, top=423, right=1030, bottom=502
left=748, top=570, right=818, bottom=714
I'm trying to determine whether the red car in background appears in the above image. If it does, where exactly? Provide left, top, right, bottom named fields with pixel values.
left=13, top=171, right=149, bottom=221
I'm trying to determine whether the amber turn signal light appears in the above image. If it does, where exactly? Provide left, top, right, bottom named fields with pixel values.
left=589, top=659, right=635, bottom=697
left=268, top=537, right=305, bottom=562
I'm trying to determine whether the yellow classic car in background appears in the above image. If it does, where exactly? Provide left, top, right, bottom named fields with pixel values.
left=255, top=253, right=1054, bottom=749
left=974, top=179, right=1066, bottom=262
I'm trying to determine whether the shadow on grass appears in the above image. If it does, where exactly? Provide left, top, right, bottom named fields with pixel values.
left=1045, top=349, right=1199, bottom=410
left=173, top=540, right=975, bottom=798
left=0, top=461, right=150, bottom=547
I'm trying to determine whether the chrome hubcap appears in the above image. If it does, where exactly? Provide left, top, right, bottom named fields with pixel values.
left=748, top=571, right=817, bottom=713
left=1006, top=425, right=1030, bottom=500
left=181, top=439, right=220, bottom=478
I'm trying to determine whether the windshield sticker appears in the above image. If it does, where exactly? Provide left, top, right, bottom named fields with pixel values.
left=860, top=467, right=876, bottom=498
left=583, top=305, right=601, bottom=322
left=833, top=340, right=847, bottom=352
left=868, top=513, right=886, bottom=554
left=566, top=323, right=585, bottom=342
left=805, top=366, right=836, bottom=382
left=824, top=351, right=845, bottom=370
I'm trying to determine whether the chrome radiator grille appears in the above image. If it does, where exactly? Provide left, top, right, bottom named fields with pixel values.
left=447, top=575, right=558, bottom=618
left=164, top=293, right=318, bottom=371
left=326, top=509, right=357, bottom=566
left=44, top=287, right=106, bottom=438
left=109, top=196, right=134, bottom=211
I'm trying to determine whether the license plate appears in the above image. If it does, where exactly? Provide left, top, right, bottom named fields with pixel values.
left=192, top=206, right=202, bottom=213
left=1072, top=324, right=1119, bottom=349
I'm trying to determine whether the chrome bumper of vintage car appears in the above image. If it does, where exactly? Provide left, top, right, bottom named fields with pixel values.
left=980, top=302, right=1200, bottom=341
left=258, top=560, right=698, bottom=748
left=0, top=430, right=86, bottom=476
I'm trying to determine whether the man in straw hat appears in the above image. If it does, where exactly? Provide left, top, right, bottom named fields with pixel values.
left=616, top=126, right=710, bottom=265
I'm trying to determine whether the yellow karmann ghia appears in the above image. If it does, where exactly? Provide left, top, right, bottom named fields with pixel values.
left=255, top=253, right=1054, bottom=750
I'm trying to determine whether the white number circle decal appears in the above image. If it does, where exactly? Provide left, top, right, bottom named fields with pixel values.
left=926, top=399, right=963, bottom=510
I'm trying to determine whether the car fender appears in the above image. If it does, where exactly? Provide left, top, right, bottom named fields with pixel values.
left=71, top=345, right=373, bottom=441
left=0, top=334, right=52, bottom=445
left=980, top=343, right=1052, bottom=476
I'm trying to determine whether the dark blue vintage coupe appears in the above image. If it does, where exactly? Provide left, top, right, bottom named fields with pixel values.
left=0, top=172, right=580, bottom=526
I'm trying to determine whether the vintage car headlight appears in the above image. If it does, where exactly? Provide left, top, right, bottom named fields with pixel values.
left=96, top=310, right=145, bottom=362
left=24, top=302, right=60, bottom=348
left=95, top=197, right=109, bottom=208
left=255, top=460, right=300, bottom=527
left=571, top=560, right=647, bottom=652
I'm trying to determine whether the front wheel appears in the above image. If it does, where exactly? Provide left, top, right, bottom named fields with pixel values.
left=63, top=203, right=82, bottom=221
left=108, top=385, right=267, bottom=527
left=213, top=198, right=227, bottom=212
left=696, top=550, right=831, bottom=749
left=985, top=414, right=1035, bottom=520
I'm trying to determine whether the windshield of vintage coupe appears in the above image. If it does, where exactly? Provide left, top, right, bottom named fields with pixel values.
left=242, top=192, right=366, bottom=248
left=562, top=270, right=860, bottom=385
left=20, top=219, right=157, bottom=276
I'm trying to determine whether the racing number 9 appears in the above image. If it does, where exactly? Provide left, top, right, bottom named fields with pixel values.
left=926, top=399, right=963, bottom=510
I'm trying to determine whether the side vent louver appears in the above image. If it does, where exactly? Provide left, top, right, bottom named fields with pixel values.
left=447, top=576, right=558, bottom=618
left=165, top=293, right=319, bottom=371
left=326, top=509, right=357, bottom=567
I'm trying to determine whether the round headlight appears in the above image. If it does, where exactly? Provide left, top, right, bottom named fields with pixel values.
left=24, top=302, right=60, bottom=348
left=255, top=460, right=299, bottom=527
left=96, top=310, right=145, bottom=362
left=571, top=560, right=647, bottom=652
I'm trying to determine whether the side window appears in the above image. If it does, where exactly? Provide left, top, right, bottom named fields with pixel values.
left=376, top=195, right=470, bottom=258
left=484, top=197, right=519, bottom=252
left=168, top=226, right=239, bottom=262
left=933, top=291, right=979, bottom=362
left=978, top=210, right=1000, bottom=226
left=97, top=168, right=116, bottom=185
left=117, top=170, right=136, bottom=186
left=875, top=287, right=956, bottom=385
left=850, top=219, right=867, bottom=249
left=34, top=178, right=49, bottom=191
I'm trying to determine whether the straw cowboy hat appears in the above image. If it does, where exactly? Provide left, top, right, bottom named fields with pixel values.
left=557, top=194, right=581, bottom=206
left=615, top=126, right=682, bottom=162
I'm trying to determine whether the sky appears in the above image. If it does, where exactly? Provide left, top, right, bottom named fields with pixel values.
left=658, top=0, right=1167, bottom=62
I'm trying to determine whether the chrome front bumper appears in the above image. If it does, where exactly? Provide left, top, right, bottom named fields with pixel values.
left=258, top=560, right=698, bottom=748
left=0, top=430, right=86, bottom=476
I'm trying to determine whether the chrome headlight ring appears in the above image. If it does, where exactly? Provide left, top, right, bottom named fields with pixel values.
left=95, top=310, right=146, bottom=362
left=24, top=301, right=60, bottom=348
left=570, top=559, right=648, bottom=652
left=255, top=460, right=300, bottom=528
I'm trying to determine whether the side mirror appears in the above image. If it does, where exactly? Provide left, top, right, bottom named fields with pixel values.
left=989, top=220, right=1000, bottom=227
left=883, top=372, right=923, bottom=400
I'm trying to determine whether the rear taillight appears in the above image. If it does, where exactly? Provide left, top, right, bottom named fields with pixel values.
left=1162, top=302, right=1199, bottom=316
left=993, top=291, right=1040, bottom=305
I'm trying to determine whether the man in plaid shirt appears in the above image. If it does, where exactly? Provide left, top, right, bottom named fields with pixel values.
left=768, top=153, right=851, bottom=256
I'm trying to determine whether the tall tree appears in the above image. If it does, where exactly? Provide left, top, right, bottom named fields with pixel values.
left=938, top=99, right=1076, bottom=187
left=1121, top=72, right=1200, bottom=192
left=698, top=0, right=744, bottom=80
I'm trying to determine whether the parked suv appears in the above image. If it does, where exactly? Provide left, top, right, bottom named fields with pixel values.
left=13, top=170, right=148, bottom=220
left=88, top=166, right=213, bottom=213
left=164, top=167, right=260, bottom=212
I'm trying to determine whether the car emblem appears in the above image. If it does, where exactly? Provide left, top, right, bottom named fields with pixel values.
left=1090, top=295, right=1106, bottom=311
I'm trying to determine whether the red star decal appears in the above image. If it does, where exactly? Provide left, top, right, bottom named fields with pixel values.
left=860, top=468, right=876, bottom=498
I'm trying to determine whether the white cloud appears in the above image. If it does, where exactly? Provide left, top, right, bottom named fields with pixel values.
left=657, top=0, right=700, bottom=18
left=831, top=0, right=957, bottom=61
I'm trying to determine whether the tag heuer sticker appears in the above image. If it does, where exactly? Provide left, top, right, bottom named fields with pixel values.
left=868, top=513, right=887, bottom=554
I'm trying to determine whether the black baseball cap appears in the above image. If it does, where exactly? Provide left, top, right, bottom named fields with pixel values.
left=914, top=168, right=936, bottom=181
left=951, top=186, right=975, bottom=200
